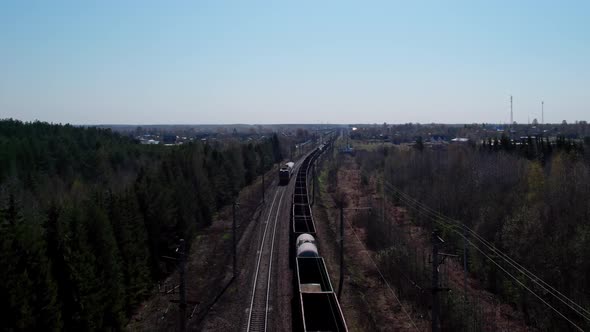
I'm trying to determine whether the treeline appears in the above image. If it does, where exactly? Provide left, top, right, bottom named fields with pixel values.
left=0, top=119, right=281, bottom=330
left=481, top=134, right=585, bottom=162
left=355, top=139, right=590, bottom=330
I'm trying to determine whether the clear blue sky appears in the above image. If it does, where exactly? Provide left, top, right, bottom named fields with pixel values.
left=1, top=1, right=589, bottom=124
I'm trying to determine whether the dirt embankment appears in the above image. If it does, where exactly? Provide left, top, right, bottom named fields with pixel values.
left=127, top=171, right=275, bottom=331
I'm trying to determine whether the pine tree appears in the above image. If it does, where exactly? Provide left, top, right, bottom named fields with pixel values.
left=271, top=133, right=282, bottom=162
left=116, top=190, right=152, bottom=314
left=0, top=196, right=62, bottom=330
left=60, top=203, right=103, bottom=330
left=0, top=120, right=288, bottom=329
left=85, top=200, right=125, bottom=329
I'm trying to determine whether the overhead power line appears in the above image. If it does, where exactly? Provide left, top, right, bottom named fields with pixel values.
left=343, top=210, right=421, bottom=331
left=372, top=177, right=590, bottom=328
left=380, top=181, right=590, bottom=323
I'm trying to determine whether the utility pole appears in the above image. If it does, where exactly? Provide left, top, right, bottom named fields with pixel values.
left=463, top=225, right=468, bottom=305
left=429, top=232, right=455, bottom=332
left=179, top=239, right=187, bottom=332
left=232, top=202, right=238, bottom=278
left=311, top=163, right=316, bottom=206
left=510, top=95, right=513, bottom=126
left=541, top=100, right=545, bottom=124
left=381, top=181, right=385, bottom=234
left=338, top=206, right=344, bottom=299
left=160, top=240, right=199, bottom=330
left=346, top=133, right=349, bottom=149
left=262, top=171, right=265, bottom=204
left=431, top=231, right=440, bottom=332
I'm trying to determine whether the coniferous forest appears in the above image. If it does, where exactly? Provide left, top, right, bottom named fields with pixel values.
left=0, top=119, right=281, bottom=330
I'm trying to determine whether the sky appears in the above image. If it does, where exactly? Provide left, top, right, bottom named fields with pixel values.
left=1, top=1, right=589, bottom=125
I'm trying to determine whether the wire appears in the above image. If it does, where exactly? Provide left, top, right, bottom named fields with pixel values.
left=379, top=180, right=590, bottom=327
left=384, top=181, right=590, bottom=317
left=381, top=181, right=590, bottom=322
left=343, top=211, right=422, bottom=331
left=352, top=152, right=585, bottom=328
left=459, top=233, right=584, bottom=332
left=386, top=187, right=585, bottom=330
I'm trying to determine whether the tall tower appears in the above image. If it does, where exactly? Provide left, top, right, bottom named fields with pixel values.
left=510, top=95, right=513, bottom=125
left=541, top=100, right=545, bottom=124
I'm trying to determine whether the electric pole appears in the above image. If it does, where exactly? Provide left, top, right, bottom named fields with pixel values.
left=232, top=202, right=238, bottom=278
left=431, top=231, right=440, bottom=332
left=261, top=157, right=267, bottom=204
left=382, top=181, right=385, bottom=233
left=541, top=100, right=545, bottom=124
left=160, top=240, right=199, bottom=331
left=338, top=205, right=344, bottom=299
left=429, top=232, right=455, bottom=332
left=463, top=226, right=468, bottom=305
left=510, top=95, right=513, bottom=125
left=311, top=163, right=316, bottom=206
left=179, top=239, right=187, bottom=332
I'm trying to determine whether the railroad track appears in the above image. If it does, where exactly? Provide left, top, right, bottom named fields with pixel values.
left=245, top=186, right=287, bottom=332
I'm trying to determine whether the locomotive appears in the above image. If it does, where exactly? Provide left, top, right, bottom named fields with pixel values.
left=279, top=161, right=295, bottom=185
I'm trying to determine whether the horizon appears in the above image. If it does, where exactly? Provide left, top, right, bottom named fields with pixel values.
left=4, top=118, right=583, bottom=127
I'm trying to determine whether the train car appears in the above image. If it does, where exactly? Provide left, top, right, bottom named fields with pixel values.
left=279, top=162, right=295, bottom=185
left=296, top=233, right=316, bottom=248
left=293, top=240, right=347, bottom=331
left=296, top=240, right=319, bottom=258
left=292, top=236, right=347, bottom=331
left=298, top=292, right=347, bottom=331
left=292, top=201, right=315, bottom=236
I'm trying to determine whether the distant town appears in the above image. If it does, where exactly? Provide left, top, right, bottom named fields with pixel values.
left=95, top=121, right=590, bottom=148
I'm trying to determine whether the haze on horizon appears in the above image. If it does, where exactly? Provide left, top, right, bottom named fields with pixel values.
left=1, top=1, right=589, bottom=125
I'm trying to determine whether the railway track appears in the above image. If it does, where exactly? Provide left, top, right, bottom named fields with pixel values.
left=245, top=186, right=287, bottom=332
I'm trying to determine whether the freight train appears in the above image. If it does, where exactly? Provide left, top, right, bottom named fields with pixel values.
left=291, top=140, right=348, bottom=332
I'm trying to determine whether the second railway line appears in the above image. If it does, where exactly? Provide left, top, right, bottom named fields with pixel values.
left=245, top=185, right=287, bottom=332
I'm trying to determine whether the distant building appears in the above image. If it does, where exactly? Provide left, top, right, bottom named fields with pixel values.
left=140, top=139, right=159, bottom=145
left=450, top=138, right=469, bottom=144
left=162, top=135, right=177, bottom=144
left=429, top=135, right=447, bottom=142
